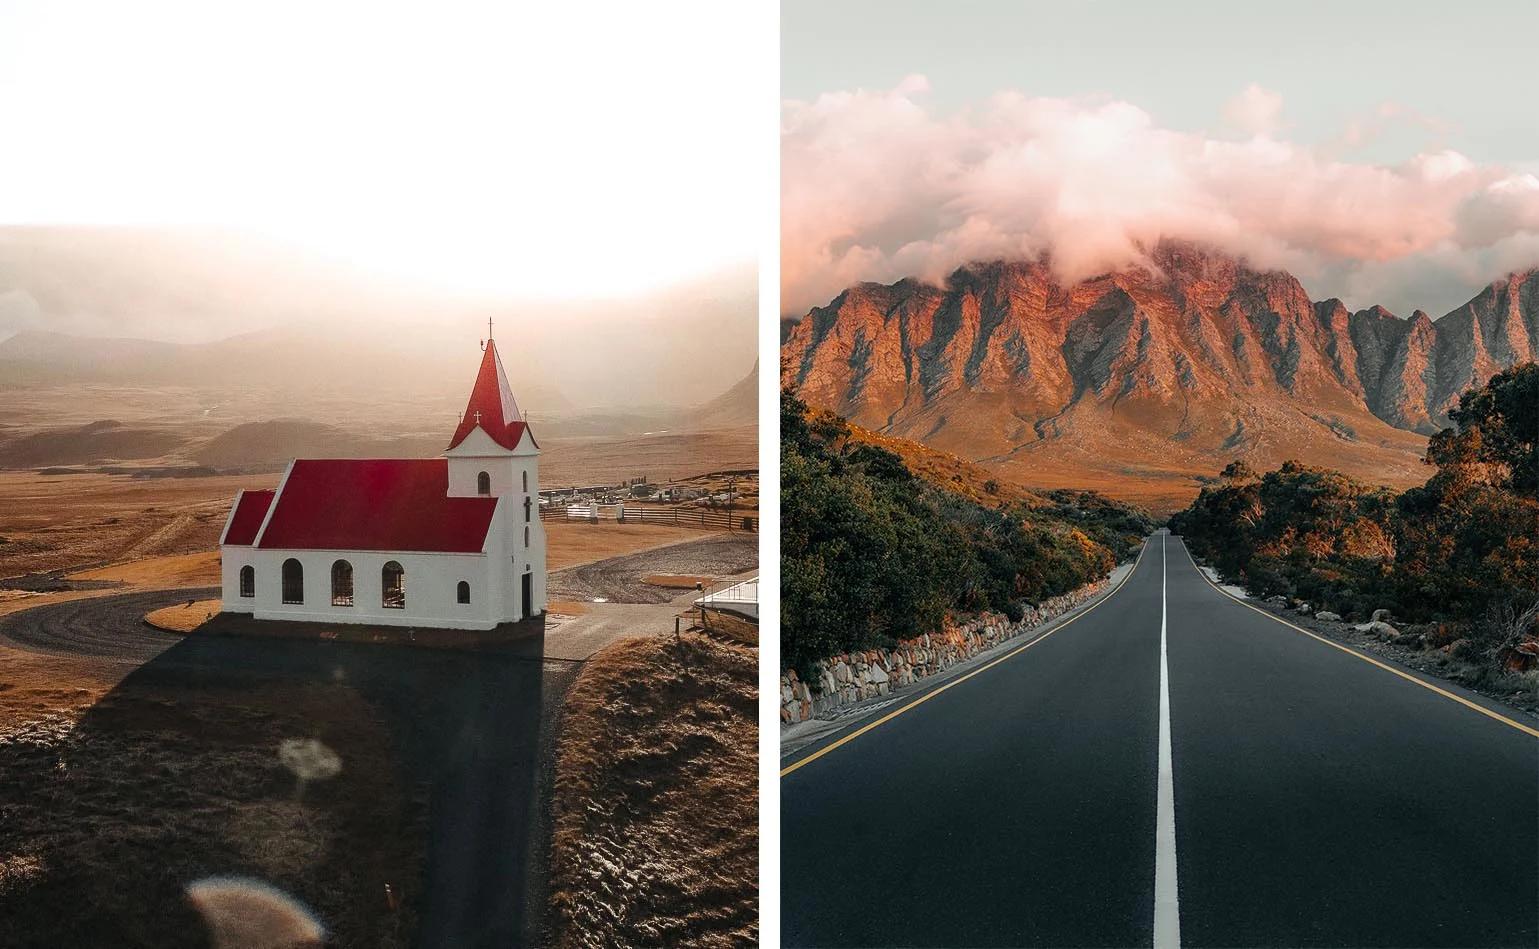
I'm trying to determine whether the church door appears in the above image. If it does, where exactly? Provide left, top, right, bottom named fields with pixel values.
left=521, top=573, right=533, bottom=620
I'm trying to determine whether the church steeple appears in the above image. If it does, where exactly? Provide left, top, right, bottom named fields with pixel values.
left=447, top=337, right=535, bottom=451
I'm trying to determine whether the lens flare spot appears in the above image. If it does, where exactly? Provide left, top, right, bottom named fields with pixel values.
left=186, top=876, right=324, bottom=949
left=277, top=738, right=342, bottom=782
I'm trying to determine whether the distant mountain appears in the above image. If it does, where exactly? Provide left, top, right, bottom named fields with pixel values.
left=696, top=360, right=758, bottom=429
left=0, top=327, right=575, bottom=417
left=192, top=420, right=446, bottom=471
left=0, top=226, right=757, bottom=409
left=781, top=241, right=1537, bottom=504
left=0, top=420, right=189, bottom=468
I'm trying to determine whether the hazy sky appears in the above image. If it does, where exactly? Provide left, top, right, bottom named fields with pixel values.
left=782, top=0, right=1539, bottom=318
left=0, top=1, right=767, bottom=302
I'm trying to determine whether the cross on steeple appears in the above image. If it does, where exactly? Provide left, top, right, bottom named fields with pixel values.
left=487, top=317, right=493, bottom=340
left=473, top=410, right=482, bottom=425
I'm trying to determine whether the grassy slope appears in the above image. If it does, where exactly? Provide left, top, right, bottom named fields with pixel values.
left=839, top=421, right=1045, bottom=509
left=0, top=681, right=420, bottom=948
left=547, top=634, right=757, bottom=948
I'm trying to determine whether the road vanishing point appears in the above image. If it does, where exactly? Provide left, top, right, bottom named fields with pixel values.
left=781, top=531, right=1539, bottom=948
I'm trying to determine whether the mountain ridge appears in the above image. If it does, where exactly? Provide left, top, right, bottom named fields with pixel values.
left=781, top=241, right=1538, bottom=508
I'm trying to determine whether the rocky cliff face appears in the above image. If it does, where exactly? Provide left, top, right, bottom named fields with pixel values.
left=782, top=242, right=1538, bottom=501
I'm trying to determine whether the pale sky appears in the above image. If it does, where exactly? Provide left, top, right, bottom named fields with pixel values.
left=784, top=1, right=1537, bottom=168
left=782, top=1, right=1539, bottom=318
left=0, top=0, right=768, bottom=302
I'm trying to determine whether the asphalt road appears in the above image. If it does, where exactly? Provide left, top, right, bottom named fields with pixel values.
left=0, top=587, right=205, bottom=660
left=781, top=531, right=1539, bottom=948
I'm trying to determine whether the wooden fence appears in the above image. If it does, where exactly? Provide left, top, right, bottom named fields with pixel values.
left=539, top=505, right=756, bottom=532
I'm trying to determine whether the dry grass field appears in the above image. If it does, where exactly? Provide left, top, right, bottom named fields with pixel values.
left=0, top=471, right=278, bottom=578
left=0, top=461, right=753, bottom=583
left=0, top=645, right=124, bottom=729
left=547, top=633, right=757, bottom=948
left=539, top=430, right=756, bottom=486
left=0, top=676, right=422, bottom=948
left=544, top=521, right=725, bottom=571
left=145, top=598, right=222, bottom=632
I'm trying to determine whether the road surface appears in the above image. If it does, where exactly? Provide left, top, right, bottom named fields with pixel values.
left=781, top=531, right=1539, bottom=948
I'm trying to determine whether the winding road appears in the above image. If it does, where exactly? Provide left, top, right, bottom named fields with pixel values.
left=781, top=530, right=1539, bottom=948
left=0, top=587, right=207, bottom=661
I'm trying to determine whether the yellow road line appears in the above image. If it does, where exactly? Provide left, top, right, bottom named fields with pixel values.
left=1176, top=539, right=1539, bottom=741
left=780, top=538, right=1152, bottom=777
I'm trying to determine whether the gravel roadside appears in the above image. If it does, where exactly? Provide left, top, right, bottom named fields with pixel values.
left=548, top=533, right=758, bottom=604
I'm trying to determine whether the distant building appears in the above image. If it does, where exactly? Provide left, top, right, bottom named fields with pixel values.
left=218, top=336, right=547, bottom=630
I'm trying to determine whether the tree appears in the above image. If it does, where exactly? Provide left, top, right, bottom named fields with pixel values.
left=1221, top=460, right=1258, bottom=482
left=1442, top=363, right=1538, bottom=497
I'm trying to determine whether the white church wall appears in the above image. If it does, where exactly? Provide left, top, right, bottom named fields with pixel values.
left=446, top=435, right=546, bottom=621
left=483, top=502, right=514, bottom=622
left=220, top=548, right=258, bottom=611
left=444, top=428, right=538, bottom=498
left=235, top=547, right=501, bottom=630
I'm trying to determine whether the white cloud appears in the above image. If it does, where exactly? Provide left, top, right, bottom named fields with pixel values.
left=782, top=78, right=1539, bottom=317
left=1223, top=83, right=1285, bottom=138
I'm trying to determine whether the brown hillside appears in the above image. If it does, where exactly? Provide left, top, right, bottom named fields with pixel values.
left=0, top=420, right=189, bottom=469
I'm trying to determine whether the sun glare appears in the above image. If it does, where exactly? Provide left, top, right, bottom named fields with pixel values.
left=0, top=1, right=760, bottom=300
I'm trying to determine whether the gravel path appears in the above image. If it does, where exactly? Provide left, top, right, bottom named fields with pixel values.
left=548, top=533, right=758, bottom=604
left=0, top=587, right=210, bottom=661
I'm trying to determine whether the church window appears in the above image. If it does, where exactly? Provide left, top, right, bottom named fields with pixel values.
left=477, top=471, right=491, bottom=495
left=239, top=565, right=254, bottom=598
left=382, top=561, right=406, bottom=609
left=524, top=496, right=531, bottom=523
left=331, top=560, right=354, bottom=606
left=282, top=559, right=304, bottom=604
left=522, top=470, right=528, bottom=492
left=457, top=581, right=471, bottom=604
left=524, top=526, right=529, bottom=548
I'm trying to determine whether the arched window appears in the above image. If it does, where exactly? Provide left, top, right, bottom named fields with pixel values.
left=238, top=565, right=254, bottom=598
left=331, top=560, right=354, bottom=606
left=382, top=561, right=405, bottom=609
left=522, top=470, right=528, bottom=492
left=524, top=526, right=530, bottom=548
left=281, top=558, right=304, bottom=604
left=456, top=580, right=470, bottom=604
left=477, top=471, right=491, bottom=495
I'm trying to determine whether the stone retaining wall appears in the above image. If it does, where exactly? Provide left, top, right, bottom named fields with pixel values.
left=780, top=579, right=1110, bottom=725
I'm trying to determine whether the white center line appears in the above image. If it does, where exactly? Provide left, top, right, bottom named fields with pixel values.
left=1155, top=531, right=1181, bottom=948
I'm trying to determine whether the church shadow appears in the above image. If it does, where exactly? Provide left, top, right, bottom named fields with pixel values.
left=0, top=616, right=574, bottom=949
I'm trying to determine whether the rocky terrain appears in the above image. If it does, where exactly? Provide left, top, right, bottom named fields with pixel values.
left=782, top=241, right=1537, bottom=503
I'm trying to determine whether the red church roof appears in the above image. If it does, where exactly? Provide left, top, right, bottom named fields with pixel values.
left=223, top=490, right=275, bottom=546
left=447, top=339, right=537, bottom=451
left=255, top=459, right=497, bottom=553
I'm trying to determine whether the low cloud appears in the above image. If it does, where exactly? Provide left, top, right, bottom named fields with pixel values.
left=782, top=79, right=1539, bottom=318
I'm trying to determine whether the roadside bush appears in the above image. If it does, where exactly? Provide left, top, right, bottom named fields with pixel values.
left=782, top=390, right=1148, bottom=680
left=1174, top=365, right=1539, bottom=679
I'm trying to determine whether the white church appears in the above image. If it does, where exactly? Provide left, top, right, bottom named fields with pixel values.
left=218, top=334, right=547, bottom=631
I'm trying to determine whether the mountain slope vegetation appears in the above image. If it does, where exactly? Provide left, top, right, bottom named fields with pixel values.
left=781, top=390, right=1153, bottom=677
